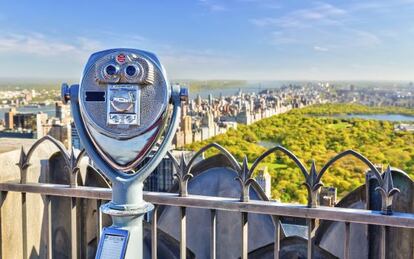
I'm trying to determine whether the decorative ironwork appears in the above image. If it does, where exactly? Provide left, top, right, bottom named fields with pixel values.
left=248, top=145, right=318, bottom=207
left=235, top=157, right=256, bottom=202
left=249, top=145, right=308, bottom=178
left=15, top=135, right=74, bottom=184
left=168, top=143, right=241, bottom=197
left=16, top=147, right=30, bottom=184
left=315, top=149, right=400, bottom=213
left=26, top=135, right=70, bottom=166
left=13, top=136, right=402, bottom=214
left=170, top=153, right=193, bottom=197
left=66, top=148, right=85, bottom=187
left=16, top=146, right=30, bottom=170
left=303, top=161, right=323, bottom=208
left=376, top=166, right=400, bottom=215
left=317, top=149, right=383, bottom=184
left=186, top=142, right=241, bottom=173
left=236, top=144, right=399, bottom=211
left=3, top=137, right=410, bottom=259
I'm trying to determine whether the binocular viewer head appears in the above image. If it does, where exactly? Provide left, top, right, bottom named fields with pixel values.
left=62, top=49, right=187, bottom=257
left=70, top=49, right=173, bottom=172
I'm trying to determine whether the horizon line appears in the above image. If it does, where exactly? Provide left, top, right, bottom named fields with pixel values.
left=0, top=77, right=412, bottom=84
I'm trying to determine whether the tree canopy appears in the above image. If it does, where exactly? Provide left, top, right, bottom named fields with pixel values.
left=185, top=104, right=414, bottom=204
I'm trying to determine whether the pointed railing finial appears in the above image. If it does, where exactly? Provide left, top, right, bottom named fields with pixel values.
left=174, top=153, right=193, bottom=197
left=68, top=148, right=81, bottom=187
left=304, top=161, right=323, bottom=208
left=375, top=165, right=400, bottom=215
left=16, top=146, right=30, bottom=184
left=235, top=156, right=256, bottom=202
left=70, top=147, right=77, bottom=168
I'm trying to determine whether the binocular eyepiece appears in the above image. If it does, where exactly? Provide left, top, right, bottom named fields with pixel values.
left=97, top=53, right=155, bottom=85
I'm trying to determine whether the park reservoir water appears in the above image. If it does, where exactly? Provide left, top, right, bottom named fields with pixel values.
left=332, top=114, right=414, bottom=122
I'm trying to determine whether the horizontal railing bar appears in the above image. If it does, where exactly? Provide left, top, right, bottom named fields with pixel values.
left=2, top=181, right=414, bottom=229
left=148, top=193, right=414, bottom=228
left=0, top=181, right=111, bottom=199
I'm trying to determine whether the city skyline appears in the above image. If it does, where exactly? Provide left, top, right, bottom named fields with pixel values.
left=1, top=3, right=414, bottom=258
left=0, top=1, right=413, bottom=81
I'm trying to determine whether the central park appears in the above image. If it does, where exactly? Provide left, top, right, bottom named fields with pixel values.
left=185, top=104, right=414, bottom=203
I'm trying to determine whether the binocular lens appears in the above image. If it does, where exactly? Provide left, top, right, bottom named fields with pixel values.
left=105, top=65, right=118, bottom=76
left=126, top=65, right=137, bottom=77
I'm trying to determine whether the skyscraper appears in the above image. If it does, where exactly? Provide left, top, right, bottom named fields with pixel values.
left=36, top=113, right=48, bottom=138
left=55, top=101, right=70, bottom=123
left=71, top=122, right=82, bottom=150
left=56, top=102, right=64, bottom=120
left=4, top=108, right=16, bottom=130
left=255, top=166, right=271, bottom=198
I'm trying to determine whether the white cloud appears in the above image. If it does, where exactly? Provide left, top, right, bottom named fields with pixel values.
left=269, top=31, right=300, bottom=45
left=198, top=0, right=227, bottom=12
left=0, top=31, right=242, bottom=79
left=351, top=30, right=382, bottom=47
left=250, top=3, right=346, bottom=29
left=250, top=2, right=385, bottom=51
left=313, top=46, right=329, bottom=52
left=349, top=0, right=414, bottom=13
left=237, top=0, right=281, bottom=9
left=162, top=49, right=234, bottom=65
left=0, top=32, right=101, bottom=60
left=157, top=47, right=242, bottom=79
left=250, top=17, right=278, bottom=27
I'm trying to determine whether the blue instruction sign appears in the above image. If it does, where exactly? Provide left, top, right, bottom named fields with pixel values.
left=95, top=228, right=129, bottom=259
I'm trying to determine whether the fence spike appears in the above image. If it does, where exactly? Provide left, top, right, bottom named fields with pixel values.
left=174, top=153, right=193, bottom=197
left=235, top=157, right=256, bottom=202
left=375, top=165, right=400, bottom=215
left=304, top=161, right=323, bottom=208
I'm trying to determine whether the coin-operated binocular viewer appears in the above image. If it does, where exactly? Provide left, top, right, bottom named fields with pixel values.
left=62, top=49, right=186, bottom=259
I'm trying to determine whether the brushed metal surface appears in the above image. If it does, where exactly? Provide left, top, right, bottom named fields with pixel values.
left=78, top=49, right=170, bottom=169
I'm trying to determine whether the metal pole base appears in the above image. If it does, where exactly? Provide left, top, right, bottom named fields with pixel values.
left=96, top=202, right=154, bottom=259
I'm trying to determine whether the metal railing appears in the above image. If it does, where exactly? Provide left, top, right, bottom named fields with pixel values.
left=0, top=136, right=413, bottom=259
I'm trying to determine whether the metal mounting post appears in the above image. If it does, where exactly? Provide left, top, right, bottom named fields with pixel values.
left=64, top=48, right=185, bottom=259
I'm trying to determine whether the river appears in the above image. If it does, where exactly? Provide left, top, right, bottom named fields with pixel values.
left=0, top=105, right=56, bottom=119
left=0, top=81, right=285, bottom=119
left=188, top=81, right=285, bottom=98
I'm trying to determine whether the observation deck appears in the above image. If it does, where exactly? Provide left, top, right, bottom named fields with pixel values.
left=0, top=136, right=413, bottom=258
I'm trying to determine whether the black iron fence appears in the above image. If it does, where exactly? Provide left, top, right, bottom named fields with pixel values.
left=0, top=136, right=413, bottom=259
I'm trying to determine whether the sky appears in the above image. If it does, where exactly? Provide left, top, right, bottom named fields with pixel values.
left=0, top=0, right=413, bottom=81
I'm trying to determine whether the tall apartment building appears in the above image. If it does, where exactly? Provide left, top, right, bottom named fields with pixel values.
left=143, top=151, right=198, bottom=192
left=14, top=113, right=37, bottom=131
left=181, top=105, right=193, bottom=145
left=143, top=156, right=175, bottom=193
left=71, top=122, right=82, bottom=150
left=319, top=187, right=337, bottom=207
left=55, top=101, right=71, bottom=123
left=36, top=113, right=48, bottom=138
left=4, top=108, right=16, bottom=130
left=255, top=166, right=272, bottom=198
